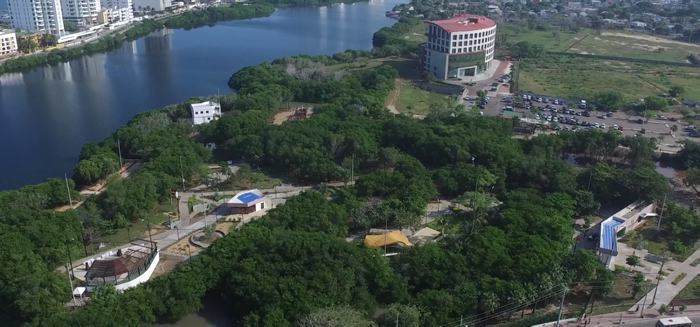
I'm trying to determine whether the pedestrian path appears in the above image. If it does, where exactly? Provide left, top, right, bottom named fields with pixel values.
left=630, top=248, right=700, bottom=311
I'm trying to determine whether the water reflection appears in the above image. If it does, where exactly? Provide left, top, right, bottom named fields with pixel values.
left=0, top=0, right=402, bottom=189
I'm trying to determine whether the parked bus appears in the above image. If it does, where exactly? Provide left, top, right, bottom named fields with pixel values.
left=657, top=317, right=692, bottom=327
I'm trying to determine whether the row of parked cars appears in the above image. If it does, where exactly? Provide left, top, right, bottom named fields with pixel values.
left=521, top=94, right=567, bottom=106
left=535, top=113, right=624, bottom=131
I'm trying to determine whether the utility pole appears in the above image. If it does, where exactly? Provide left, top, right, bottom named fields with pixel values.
left=640, top=283, right=649, bottom=318
left=179, top=156, right=185, bottom=190
left=64, top=173, right=73, bottom=209
left=384, top=216, right=388, bottom=255
left=652, top=256, right=667, bottom=305
left=65, top=263, right=77, bottom=306
left=556, top=285, right=567, bottom=327
left=472, top=156, right=478, bottom=192
left=64, top=240, right=76, bottom=306
left=657, top=193, right=667, bottom=231
left=395, top=312, right=399, bottom=327
left=117, top=138, right=123, bottom=169
left=350, top=153, right=355, bottom=184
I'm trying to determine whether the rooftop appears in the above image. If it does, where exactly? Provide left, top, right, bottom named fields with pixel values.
left=428, top=14, right=496, bottom=33
left=227, top=189, right=265, bottom=207
left=191, top=101, right=220, bottom=110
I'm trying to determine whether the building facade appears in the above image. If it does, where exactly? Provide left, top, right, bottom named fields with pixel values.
left=61, top=0, right=101, bottom=26
left=100, top=0, right=133, bottom=23
left=423, top=14, right=497, bottom=80
left=133, top=0, right=171, bottom=13
left=8, top=0, right=65, bottom=35
left=191, top=101, right=221, bottom=125
left=0, top=30, right=18, bottom=57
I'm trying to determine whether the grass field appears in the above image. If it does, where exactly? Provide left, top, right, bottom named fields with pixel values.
left=393, top=79, right=456, bottom=115
left=517, top=56, right=700, bottom=101
left=500, top=24, right=700, bottom=63
left=499, top=24, right=582, bottom=52
left=675, top=276, right=700, bottom=302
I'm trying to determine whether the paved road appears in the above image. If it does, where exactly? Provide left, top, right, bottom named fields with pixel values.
left=583, top=308, right=700, bottom=327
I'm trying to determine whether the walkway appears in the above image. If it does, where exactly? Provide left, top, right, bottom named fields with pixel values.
left=630, top=247, right=700, bottom=311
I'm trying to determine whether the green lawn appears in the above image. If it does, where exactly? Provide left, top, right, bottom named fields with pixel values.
left=394, top=80, right=456, bottom=115
left=222, top=165, right=282, bottom=190
left=92, top=201, right=175, bottom=253
left=622, top=227, right=700, bottom=262
left=570, top=32, right=700, bottom=63
left=499, top=24, right=583, bottom=52
left=517, top=56, right=700, bottom=101
left=674, top=276, right=700, bottom=302
left=500, top=24, right=700, bottom=63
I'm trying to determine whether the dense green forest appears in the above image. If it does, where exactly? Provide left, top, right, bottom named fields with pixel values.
left=1, top=47, right=684, bottom=326
left=0, top=3, right=274, bottom=75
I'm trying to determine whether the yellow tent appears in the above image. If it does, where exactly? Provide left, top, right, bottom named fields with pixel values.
left=363, top=231, right=412, bottom=249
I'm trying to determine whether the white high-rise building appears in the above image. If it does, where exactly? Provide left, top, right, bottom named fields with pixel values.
left=61, top=0, right=101, bottom=26
left=8, top=0, right=65, bottom=35
left=100, top=0, right=133, bottom=23
left=423, top=14, right=497, bottom=80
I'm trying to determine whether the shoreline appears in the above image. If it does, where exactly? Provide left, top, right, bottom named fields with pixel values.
left=0, top=3, right=276, bottom=76
left=0, top=0, right=390, bottom=192
left=0, top=0, right=373, bottom=76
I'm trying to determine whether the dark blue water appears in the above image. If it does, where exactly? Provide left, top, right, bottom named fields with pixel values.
left=0, top=0, right=400, bottom=190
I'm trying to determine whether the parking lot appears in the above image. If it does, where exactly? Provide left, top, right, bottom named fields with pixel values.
left=456, top=65, right=694, bottom=154
left=484, top=92, right=692, bottom=152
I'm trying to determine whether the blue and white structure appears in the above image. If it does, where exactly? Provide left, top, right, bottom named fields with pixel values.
left=226, top=189, right=267, bottom=214
left=597, top=201, right=655, bottom=269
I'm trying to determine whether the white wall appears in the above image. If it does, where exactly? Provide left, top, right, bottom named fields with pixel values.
left=115, top=251, right=160, bottom=291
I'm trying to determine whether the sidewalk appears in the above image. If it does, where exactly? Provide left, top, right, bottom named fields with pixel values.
left=630, top=247, right=700, bottom=311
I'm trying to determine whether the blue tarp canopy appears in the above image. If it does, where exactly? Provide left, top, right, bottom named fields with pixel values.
left=237, top=192, right=261, bottom=205
left=599, top=217, right=624, bottom=255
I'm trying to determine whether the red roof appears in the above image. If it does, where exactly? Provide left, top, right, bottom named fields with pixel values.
left=429, top=15, right=496, bottom=33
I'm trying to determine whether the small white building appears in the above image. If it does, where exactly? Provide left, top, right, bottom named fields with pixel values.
left=597, top=201, right=655, bottom=270
left=0, top=30, right=18, bottom=57
left=191, top=101, right=221, bottom=125
left=225, top=189, right=267, bottom=214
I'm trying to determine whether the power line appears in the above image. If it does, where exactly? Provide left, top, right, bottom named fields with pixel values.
left=439, top=287, right=567, bottom=327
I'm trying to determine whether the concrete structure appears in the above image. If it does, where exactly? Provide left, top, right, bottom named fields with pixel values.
left=423, top=14, right=497, bottom=80
left=8, top=0, right=65, bottom=34
left=78, top=241, right=159, bottom=292
left=190, top=101, right=221, bottom=125
left=0, top=30, right=18, bottom=57
left=61, top=0, right=101, bottom=26
left=225, top=189, right=266, bottom=214
left=133, top=0, right=172, bottom=13
left=100, top=0, right=133, bottom=23
left=597, top=201, right=656, bottom=269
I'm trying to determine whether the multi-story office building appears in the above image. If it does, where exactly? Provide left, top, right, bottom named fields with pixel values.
left=100, top=0, right=133, bottom=23
left=62, top=0, right=101, bottom=26
left=0, top=30, right=18, bottom=57
left=8, top=0, right=65, bottom=35
left=133, top=0, right=171, bottom=13
left=423, top=14, right=497, bottom=80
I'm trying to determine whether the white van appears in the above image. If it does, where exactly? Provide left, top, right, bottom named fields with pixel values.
left=657, top=317, right=692, bottom=327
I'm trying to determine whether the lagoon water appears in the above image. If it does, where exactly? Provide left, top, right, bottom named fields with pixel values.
left=0, top=0, right=400, bottom=189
